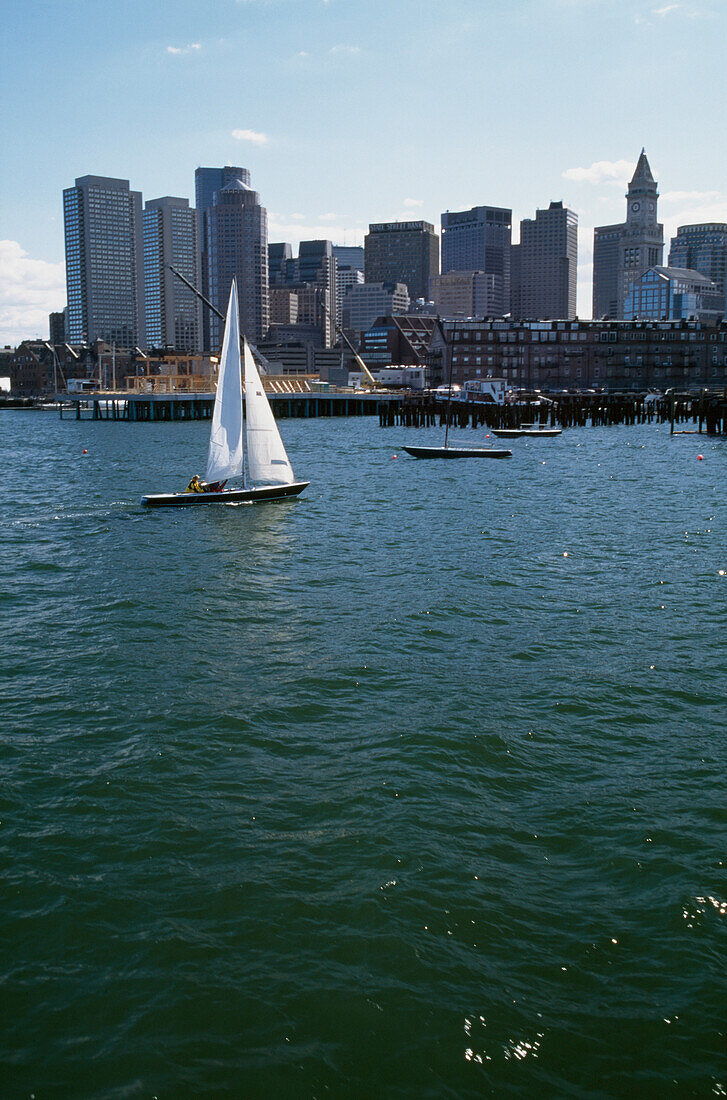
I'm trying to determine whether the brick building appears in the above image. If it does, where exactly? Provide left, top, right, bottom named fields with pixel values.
left=427, top=318, right=727, bottom=392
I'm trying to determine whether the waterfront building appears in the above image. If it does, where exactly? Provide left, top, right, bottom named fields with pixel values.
left=63, top=175, right=145, bottom=347
left=511, top=201, right=578, bottom=319
left=429, top=270, right=499, bottom=318
left=364, top=221, right=439, bottom=302
left=206, top=178, right=269, bottom=346
left=440, top=205, right=512, bottom=316
left=195, top=166, right=250, bottom=347
left=266, top=322, right=325, bottom=347
left=358, top=314, right=439, bottom=367
left=669, top=224, right=727, bottom=298
left=624, top=266, right=724, bottom=323
left=10, top=340, right=108, bottom=395
left=341, top=282, right=410, bottom=334
left=426, top=317, right=727, bottom=392
left=143, top=197, right=202, bottom=353
left=593, top=150, right=664, bottom=319
left=255, top=341, right=348, bottom=378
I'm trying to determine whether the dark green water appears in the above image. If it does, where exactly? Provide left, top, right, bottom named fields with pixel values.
left=2, top=411, right=726, bottom=1097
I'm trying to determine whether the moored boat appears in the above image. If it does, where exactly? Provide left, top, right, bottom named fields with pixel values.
left=403, top=445, right=512, bottom=459
left=490, top=427, right=562, bottom=439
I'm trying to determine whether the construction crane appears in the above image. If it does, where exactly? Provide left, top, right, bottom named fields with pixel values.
left=334, top=323, right=381, bottom=389
left=167, top=265, right=272, bottom=375
left=315, top=282, right=381, bottom=388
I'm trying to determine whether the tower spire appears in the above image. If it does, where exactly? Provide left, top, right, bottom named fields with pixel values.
left=630, top=149, right=655, bottom=187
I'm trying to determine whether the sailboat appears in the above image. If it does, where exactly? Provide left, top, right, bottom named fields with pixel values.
left=403, top=326, right=512, bottom=460
left=141, top=280, right=309, bottom=507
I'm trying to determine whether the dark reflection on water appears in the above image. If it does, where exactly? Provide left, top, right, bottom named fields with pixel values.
left=1, top=412, right=726, bottom=1096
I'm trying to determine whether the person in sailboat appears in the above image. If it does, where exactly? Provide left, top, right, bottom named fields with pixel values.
left=185, top=473, right=203, bottom=493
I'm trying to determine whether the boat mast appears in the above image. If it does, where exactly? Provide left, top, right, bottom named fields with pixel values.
left=444, top=320, right=456, bottom=450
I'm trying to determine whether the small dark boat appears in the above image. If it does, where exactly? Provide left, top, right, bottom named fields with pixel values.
left=141, top=482, right=310, bottom=508
left=403, top=445, right=511, bottom=459
left=491, top=427, right=562, bottom=439
left=402, top=325, right=513, bottom=461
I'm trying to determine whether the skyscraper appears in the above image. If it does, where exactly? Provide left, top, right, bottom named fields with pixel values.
left=341, top=282, right=409, bottom=334
left=63, top=175, right=144, bottom=346
left=511, top=201, right=578, bottom=319
left=194, top=166, right=250, bottom=221
left=364, top=221, right=439, bottom=302
left=669, top=223, right=727, bottom=298
left=440, top=206, right=512, bottom=316
left=428, top=271, right=499, bottom=318
left=267, top=240, right=337, bottom=345
left=206, top=179, right=269, bottom=346
left=269, top=242, right=294, bottom=286
left=336, top=266, right=364, bottom=327
left=593, top=150, right=663, bottom=319
left=195, top=166, right=250, bottom=348
left=143, top=197, right=202, bottom=352
left=332, top=245, right=364, bottom=270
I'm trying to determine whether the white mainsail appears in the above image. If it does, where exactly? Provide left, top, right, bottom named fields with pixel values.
left=243, top=341, right=296, bottom=485
left=205, top=281, right=244, bottom=484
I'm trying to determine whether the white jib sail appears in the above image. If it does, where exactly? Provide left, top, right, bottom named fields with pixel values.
left=205, top=281, right=244, bottom=484
left=243, top=341, right=296, bottom=485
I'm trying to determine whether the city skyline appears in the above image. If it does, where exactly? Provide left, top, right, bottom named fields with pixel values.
left=3, top=0, right=727, bottom=344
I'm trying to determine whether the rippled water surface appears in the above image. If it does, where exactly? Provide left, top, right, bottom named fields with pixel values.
left=2, top=410, right=726, bottom=1097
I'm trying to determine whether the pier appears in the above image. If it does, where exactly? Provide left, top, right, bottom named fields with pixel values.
left=52, top=388, right=727, bottom=434
left=378, top=391, right=727, bottom=436
left=57, top=390, right=397, bottom=422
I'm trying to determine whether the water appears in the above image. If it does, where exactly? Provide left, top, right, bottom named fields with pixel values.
left=1, top=410, right=726, bottom=1097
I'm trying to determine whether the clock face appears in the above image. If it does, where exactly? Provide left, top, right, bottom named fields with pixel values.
left=632, top=202, right=641, bottom=212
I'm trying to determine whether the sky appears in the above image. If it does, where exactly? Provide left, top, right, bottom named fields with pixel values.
left=1, top=0, right=726, bottom=345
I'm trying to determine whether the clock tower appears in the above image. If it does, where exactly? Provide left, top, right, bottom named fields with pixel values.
left=593, top=149, right=665, bottom=319
left=618, top=149, right=664, bottom=315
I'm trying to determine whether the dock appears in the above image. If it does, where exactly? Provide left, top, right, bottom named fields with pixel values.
left=57, top=391, right=398, bottom=421
left=379, top=391, right=727, bottom=435
left=51, top=388, right=727, bottom=435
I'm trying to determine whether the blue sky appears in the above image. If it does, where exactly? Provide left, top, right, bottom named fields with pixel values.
left=2, top=0, right=726, bottom=343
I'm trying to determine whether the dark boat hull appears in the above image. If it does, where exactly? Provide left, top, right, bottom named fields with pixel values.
left=141, top=481, right=310, bottom=507
left=403, top=446, right=512, bottom=459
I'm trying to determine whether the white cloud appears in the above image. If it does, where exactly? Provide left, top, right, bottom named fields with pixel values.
left=166, top=43, right=201, bottom=55
left=403, top=198, right=424, bottom=208
left=661, top=189, right=724, bottom=204
left=563, top=159, right=635, bottom=187
left=329, top=44, right=361, bottom=55
left=231, top=128, right=269, bottom=145
left=0, top=241, right=66, bottom=347
left=652, top=3, right=679, bottom=14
